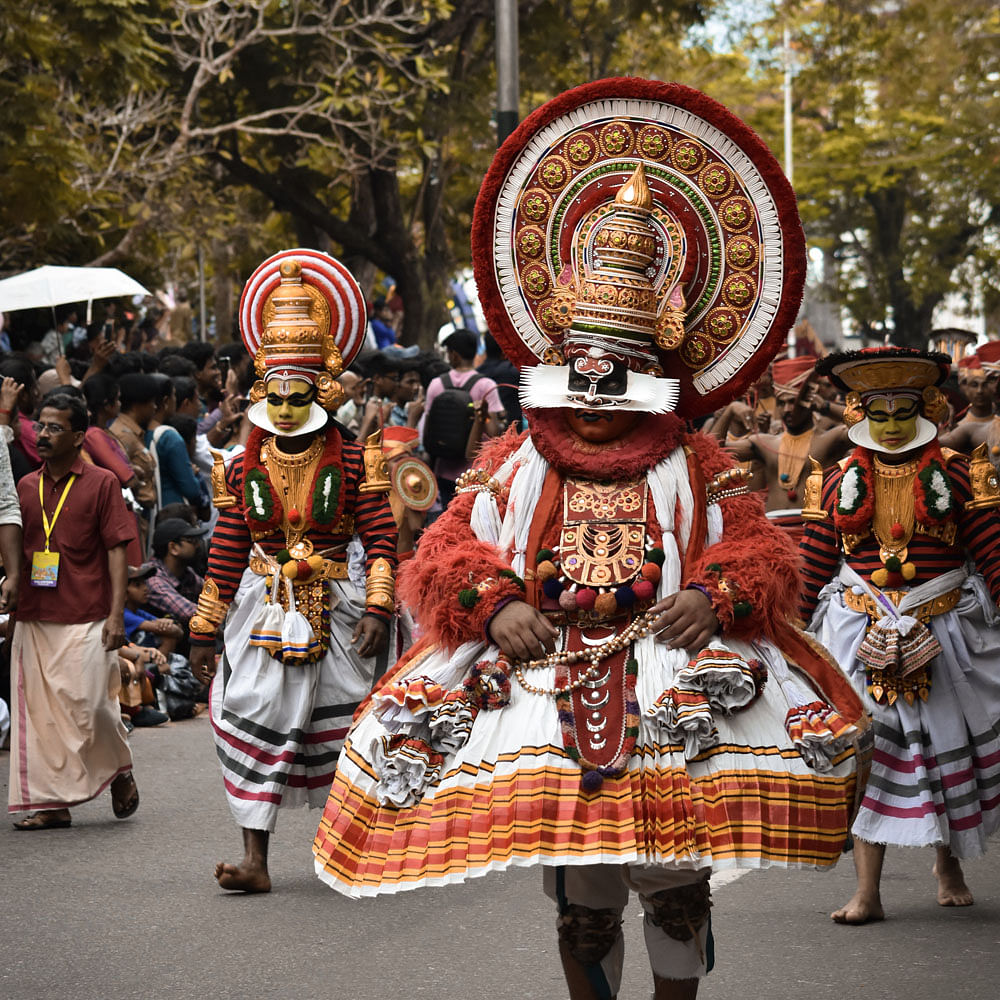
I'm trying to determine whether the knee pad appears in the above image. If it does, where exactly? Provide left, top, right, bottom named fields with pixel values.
left=646, top=879, right=712, bottom=942
left=556, top=903, right=623, bottom=965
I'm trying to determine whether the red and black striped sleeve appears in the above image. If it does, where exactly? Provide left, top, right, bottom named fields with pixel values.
left=798, top=468, right=842, bottom=623
left=950, top=456, right=1000, bottom=602
left=341, top=440, right=398, bottom=622
left=204, top=454, right=253, bottom=604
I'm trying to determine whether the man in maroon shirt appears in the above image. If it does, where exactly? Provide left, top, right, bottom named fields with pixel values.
left=8, top=393, right=140, bottom=830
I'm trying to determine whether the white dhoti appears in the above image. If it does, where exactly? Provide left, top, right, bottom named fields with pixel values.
left=8, top=619, right=132, bottom=813
left=809, top=569, right=1000, bottom=858
left=210, top=568, right=391, bottom=833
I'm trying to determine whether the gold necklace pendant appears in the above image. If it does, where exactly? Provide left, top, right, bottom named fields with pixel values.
left=263, top=436, right=325, bottom=546
left=872, top=457, right=918, bottom=559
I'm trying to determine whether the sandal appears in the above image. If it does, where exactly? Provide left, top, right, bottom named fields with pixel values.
left=111, top=771, right=140, bottom=819
left=13, top=810, right=72, bottom=831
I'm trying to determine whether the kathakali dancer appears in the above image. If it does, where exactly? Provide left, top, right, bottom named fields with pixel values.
left=313, top=79, right=869, bottom=999
left=800, top=347, right=1000, bottom=924
left=188, top=249, right=397, bottom=893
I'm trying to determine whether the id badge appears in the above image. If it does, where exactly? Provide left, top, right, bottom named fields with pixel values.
left=30, top=550, right=60, bottom=588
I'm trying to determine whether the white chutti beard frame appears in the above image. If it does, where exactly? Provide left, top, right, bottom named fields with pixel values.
left=247, top=399, right=329, bottom=437
left=847, top=415, right=939, bottom=455
left=519, top=364, right=681, bottom=414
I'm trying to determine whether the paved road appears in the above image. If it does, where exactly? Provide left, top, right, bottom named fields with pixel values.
left=2, top=714, right=998, bottom=999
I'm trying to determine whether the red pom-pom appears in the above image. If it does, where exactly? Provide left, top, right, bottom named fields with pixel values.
left=297, top=559, right=312, bottom=577
left=891, top=522, right=904, bottom=540
left=288, top=506, right=301, bottom=525
left=633, top=580, right=655, bottom=602
left=575, top=588, right=597, bottom=611
left=640, top=563, right=661, bottom=584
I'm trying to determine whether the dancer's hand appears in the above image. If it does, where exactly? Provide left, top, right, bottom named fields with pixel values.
left=189, top=645, right=217, bottom=686
left=487, top=601, right=559, bottom=662
left=650, top=589, right=719, bottom=651
left=352, top=614, right=388, bottom=657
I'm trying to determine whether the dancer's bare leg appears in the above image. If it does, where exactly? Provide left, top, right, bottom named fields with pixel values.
left=831, top=838, right=886, bottom=924
left=215, top=828, right=271, bottom=893
left=653, top=974, right=698, bottom=999
left=933, top=846, right=973, bottom=906
left=558, top=942, right=615, bottom=1000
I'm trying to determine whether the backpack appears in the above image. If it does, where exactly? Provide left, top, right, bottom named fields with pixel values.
left=423, top=372, right=484, bottom=460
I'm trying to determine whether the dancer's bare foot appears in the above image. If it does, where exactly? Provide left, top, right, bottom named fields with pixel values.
left=831, top=891, right=885, bottom=924
left=934, top=851, right=973, bottom=907
left=214, top=859, right=271, bottom=893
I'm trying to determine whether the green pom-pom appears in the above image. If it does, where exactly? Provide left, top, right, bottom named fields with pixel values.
left=535, top=548, right=554, bottom=563
left=885, top=555, right=902, bottom=573
left=566, top=747, right=581, bottom=761
left=645, top=548, right=666, bottom=566
left=625, top=658, right=639, bottom=676
left=733, top=600, right=753, bottom=619
left=458, top=588, right=480, bottom=609
left=276, top=549, right=291, bottom=564
left=625, top=726, right=640, bottom=738
left=707, top=562, right=722, bottom=574
left=498, top=569, right=526, bottom=590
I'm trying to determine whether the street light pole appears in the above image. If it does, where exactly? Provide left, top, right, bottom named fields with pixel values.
left=496, top=0, right=519, bottom=147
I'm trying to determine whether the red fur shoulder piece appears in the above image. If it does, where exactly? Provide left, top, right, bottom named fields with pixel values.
left=526, top=409, right=686, bottom=479
left=470, top=424, right=529, bottom=475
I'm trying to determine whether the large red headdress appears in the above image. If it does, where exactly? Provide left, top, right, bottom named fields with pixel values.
left=472, top=78, right=806, bottom=418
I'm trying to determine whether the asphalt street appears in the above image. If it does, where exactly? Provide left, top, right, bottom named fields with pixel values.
left=2, top=714, right=998, bottom=1000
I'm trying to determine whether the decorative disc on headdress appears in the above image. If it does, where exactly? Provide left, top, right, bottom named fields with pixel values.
left=472, top=78, right=806, bottom=418
left=239, top=248, right=367, bottom=375
left=816, top=347, right=951, bottom=396
left=392, top=457, right=438, bottom=511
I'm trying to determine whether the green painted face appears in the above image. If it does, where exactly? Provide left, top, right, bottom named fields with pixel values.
left=865, top=398, right=919, bottom=450
left=265, top=377, right=315, bottom=434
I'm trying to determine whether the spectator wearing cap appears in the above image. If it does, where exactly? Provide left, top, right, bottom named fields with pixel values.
left=146, top=518, right=205, bottom=631
left=125, top=562, right=185, bottom=655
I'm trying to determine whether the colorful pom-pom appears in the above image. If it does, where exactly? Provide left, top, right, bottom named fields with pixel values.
left=614, top=586, right=636, bottom=608
left=646, top=548, right=666, bottom=566
left=281, top=561, right=298, bottom=579
left=575, top=588, right=597, bottom=611
left=733, top=600, right=753, bottom=619
left=536, top=560, right=558, bottom=581
left=297, top=559, right=312, bottom=578
left=458, top=588, right=480, bottom=609
left=891, top=522, right=905, bottom=540
left=707, top=562, right=722, bottom=573
left=558, top=589, right=578, bottom=611
left=535, top=548, right=554, bottom=563
left=871, top=568, right=889, bottom=588
left=306, top=555, right=324, bottom=572
left=633, top=580, right=655, bottom=602
left=542, top=578, right=565, bottom=600
left=640, top=562, right=661, bottom=584
left=885, top=555, right=902, bottom=573
left=580, top=769, right=604, bottom=792
left=276, top=549, right=291, bottom=564
left=901, top=562, right=917, bottom=581
left=288, top=506, right=301, bottom=525
left=594, top=593, right=619, bottom=617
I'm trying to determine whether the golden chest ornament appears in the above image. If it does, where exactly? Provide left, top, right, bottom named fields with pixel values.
left=559, top=478, right=648, bottom=588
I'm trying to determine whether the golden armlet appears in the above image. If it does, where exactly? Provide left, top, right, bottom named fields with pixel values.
left=189, top=578, right=228, bottom=633
left=365, top=557, right=396, bottom=612
left=210, top=450, right=237, bottom=510
left=705, top=466, right=749, bottom=503
left=800, top=458, right=829, bottom=521
left=359, top=430, right=392, bottom=494
left=965, top=443, right=1000, bottom=510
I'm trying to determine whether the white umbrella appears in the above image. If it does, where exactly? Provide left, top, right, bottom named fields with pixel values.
left=0, top=265, right=151, bottom=316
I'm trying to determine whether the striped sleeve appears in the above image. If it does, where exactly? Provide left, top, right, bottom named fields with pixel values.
left=950, top=456, right=1000, bottom=602
left=206, top=454, right=253, bottom=604
left=342, top=441, right=398, bottom=622
left=798, top=469, right=841, bottom=623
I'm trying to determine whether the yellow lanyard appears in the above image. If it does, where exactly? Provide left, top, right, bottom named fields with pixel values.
left=38, top=473, right=76, bottom=553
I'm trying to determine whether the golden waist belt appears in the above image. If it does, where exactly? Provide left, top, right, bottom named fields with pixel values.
left=249, top=554, right=349, bottom=581
left=842, top=587, right=960, bottom=623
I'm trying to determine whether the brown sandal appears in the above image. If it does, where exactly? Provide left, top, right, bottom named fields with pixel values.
left=13, top=810, right=72, bottom=831
left=111, top=772, right=140, bottom=819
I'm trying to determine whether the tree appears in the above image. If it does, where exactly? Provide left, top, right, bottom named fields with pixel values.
left=763, top=0, right=1000, bottom=345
